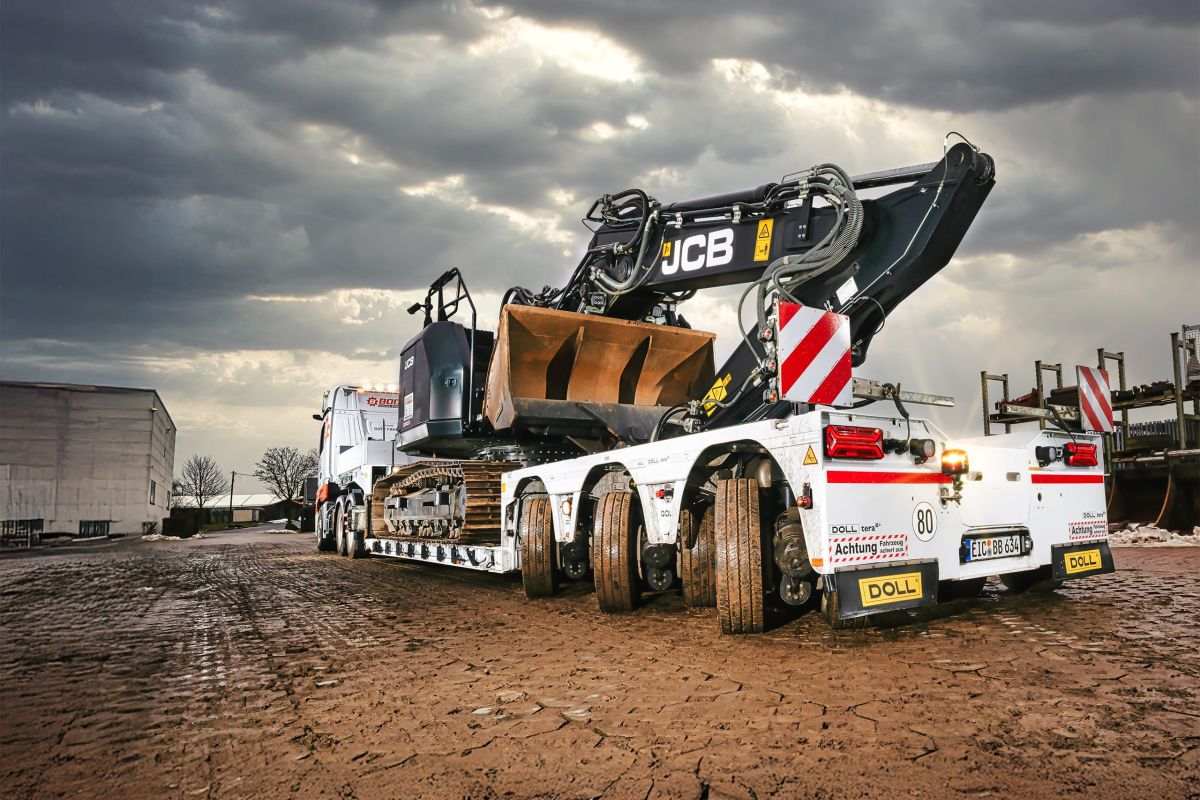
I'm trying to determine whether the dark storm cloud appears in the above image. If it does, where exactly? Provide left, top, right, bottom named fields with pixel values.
left=1, top=0, right=1197, bottom=469
left=501, top=0, right=1199, bottom=110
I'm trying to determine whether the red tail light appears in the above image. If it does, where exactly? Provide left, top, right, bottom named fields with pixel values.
left=824, top=425, right=884, bottom=460
left=1064, top=442, right=1098, bottom=467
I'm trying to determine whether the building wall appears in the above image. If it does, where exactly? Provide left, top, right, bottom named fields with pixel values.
left=0, top=383, right=176, bottom=535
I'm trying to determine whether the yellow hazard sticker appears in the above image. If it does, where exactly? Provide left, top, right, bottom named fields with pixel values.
left=1064, top=548, right=1102, bottom=575
left=662, top=241, right=672, bottom=258
left=753, top=219, right=774, bottom=262
left=859, top=572, right=923, bottom=607
left=701, top=373, right=732, bottom=416
left=803, top=445, right=818, bottom=465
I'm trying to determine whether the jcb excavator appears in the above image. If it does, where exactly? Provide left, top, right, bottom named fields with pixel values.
left=370, top=136, right=994, bottom=539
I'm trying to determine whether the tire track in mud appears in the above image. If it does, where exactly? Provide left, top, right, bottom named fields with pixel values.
left=1, top=535, right=1197, bottom=800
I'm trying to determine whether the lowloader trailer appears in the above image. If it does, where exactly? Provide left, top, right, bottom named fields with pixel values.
left=499, top=385, right=1113, bottom=631
left=318, top=134, right=1116, bottom=632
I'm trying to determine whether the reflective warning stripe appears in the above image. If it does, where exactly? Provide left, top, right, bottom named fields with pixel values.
left=776, top=302, right=852, bottom=406
left=827, top=471, right=952, bottom=484
left=1076, top=365, right=1114, bottom=433
left=1030, top=473, right=1104, bottom=484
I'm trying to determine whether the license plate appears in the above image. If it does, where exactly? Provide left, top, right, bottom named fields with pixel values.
left=962, top=534, right=1024, bottom=562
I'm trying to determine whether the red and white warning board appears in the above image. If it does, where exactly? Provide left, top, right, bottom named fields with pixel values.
left=1076, top=365, right=1114, bottom=432
left=777, top=302, right=853, bottom=406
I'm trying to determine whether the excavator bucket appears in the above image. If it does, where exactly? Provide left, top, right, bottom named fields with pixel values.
left=483, top=305, right=716, bottom=442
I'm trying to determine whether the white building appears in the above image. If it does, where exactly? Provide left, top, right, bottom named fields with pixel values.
left=0, top=381, right=176, bottom=540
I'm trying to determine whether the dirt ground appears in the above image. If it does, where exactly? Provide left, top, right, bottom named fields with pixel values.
left=1, top=529, right=1197, bottom=800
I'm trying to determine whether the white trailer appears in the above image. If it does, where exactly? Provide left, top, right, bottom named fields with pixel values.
left=498, top=385, right=1112, bottom=630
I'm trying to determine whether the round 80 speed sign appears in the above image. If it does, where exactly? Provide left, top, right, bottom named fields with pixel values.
left=913, top=501, right=937, bottom=541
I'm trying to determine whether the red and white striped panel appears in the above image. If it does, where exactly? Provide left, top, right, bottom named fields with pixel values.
left=776, top=302, right=852, bottom=406
left=1076, top=365, right=1114, bottom=433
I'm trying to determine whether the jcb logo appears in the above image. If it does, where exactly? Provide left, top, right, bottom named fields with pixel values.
left=1064, top=549, right=1102, bottom=575
left=859, top=572, right=923, bottom=608
left=660, top=229, right=734, bottom=275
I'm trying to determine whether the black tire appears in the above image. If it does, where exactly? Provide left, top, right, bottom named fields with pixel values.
left=592, top=492, right=640, bottom=613
left=820, top=587, right=868, bottom=631
left=346, top=507, right=367, bottom=560
left=938, top=577, right=986, bottom=602
left=714, top=478, right=765, bottom=634
left=680, top=505, right=717, bottom=608
left=521, top=497, right=558, bottom=598
left=316, top=511, right=336, bottom=552
left=1001, top=566, right=1062, bottom=594
left=335, top=503, right=349, bottom=557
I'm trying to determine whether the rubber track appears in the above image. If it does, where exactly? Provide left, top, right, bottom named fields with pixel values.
left=680, top=506, right=717, bottom=608
left=520, top=497, right=557, bottom=598
left=593, top=492, right=640, bottom=613
left=715, top=479, right=764, bottom=634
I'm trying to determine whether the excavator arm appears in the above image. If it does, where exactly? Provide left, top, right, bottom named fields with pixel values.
left=503, top=138, right=994, bottom=433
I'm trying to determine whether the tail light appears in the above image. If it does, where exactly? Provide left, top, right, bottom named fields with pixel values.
left=824, top=425, right=884, bottom=460
left=1064, top=442, right=1098, bottom=467
left=941, top=449, right=969, bottom=476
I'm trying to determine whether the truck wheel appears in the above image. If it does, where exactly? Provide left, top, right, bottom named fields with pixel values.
left=1001, top=566, right=1062, bottom=594
left=347, top=513, right=367, bottom=560
left=316, top=519, right=336, bottom=553
left=521, top=497, right=558, bottom=598
left=593, top=492, right=640, bottom=613
left=714, top=478, right=765, bottom=634
left=680, top=505, right=717, bottom=608
left=335, top=503, right=349, bottom=557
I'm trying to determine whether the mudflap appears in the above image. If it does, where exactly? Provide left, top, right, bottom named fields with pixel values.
left=831, top=561, right=939, bottom=619
left=1051, top=541, right=1115, bottom=582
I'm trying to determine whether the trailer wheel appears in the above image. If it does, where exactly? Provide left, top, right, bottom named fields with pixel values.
left=938, top=577, right=986, bottom=601
left=680, top=505, right=717, bottom=608
left=820, top=587, right=868, bottom=631
left=1001, top=566, right=1062, bottom=594
left=593, top=492, right=641, bottom=613
left=714, top=478, right=765, bottom=634
left=521, top=497, right=558, bottom=598
left=335, top=503, right=349, bottom=557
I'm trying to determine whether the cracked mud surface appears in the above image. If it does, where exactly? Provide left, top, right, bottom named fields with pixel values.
left=1, top=530, right=1197, bottom=799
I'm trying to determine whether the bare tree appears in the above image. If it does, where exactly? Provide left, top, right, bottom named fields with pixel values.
left=254, top=447, right=318, bottom=519
left=178, top=455, right=229, bottom=522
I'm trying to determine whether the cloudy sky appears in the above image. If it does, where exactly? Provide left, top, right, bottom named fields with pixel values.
left=2, top=0, right=1197, bottom=485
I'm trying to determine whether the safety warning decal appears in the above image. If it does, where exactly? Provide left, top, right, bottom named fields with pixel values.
left=1068, top=519, right=1108, bottom=541
left=776, top=302, right=853, bottom=406
left=828, top=533, right=909, bottom=564
left=754, top=219, right=774, bottom=261
left=803, top=445, right=818, bottom=466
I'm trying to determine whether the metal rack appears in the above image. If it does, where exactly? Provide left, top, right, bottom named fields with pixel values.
left=980, top=324, right=1199, bottom=530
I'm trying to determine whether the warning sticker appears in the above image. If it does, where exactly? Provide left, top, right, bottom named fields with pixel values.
left=829, top=533, right=909, bottom=564
left=661, top=241, right=672, bottom=258
left=1068, top=519, right=1108, bottom=541
left=701, top=373, right=732, bottom=416
left=803, top=445, right=818, bottom=466
left=754, top=219, right=774, bottom=262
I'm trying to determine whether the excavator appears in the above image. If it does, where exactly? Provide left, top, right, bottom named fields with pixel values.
left=366, top=135, right=994, bottom=544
